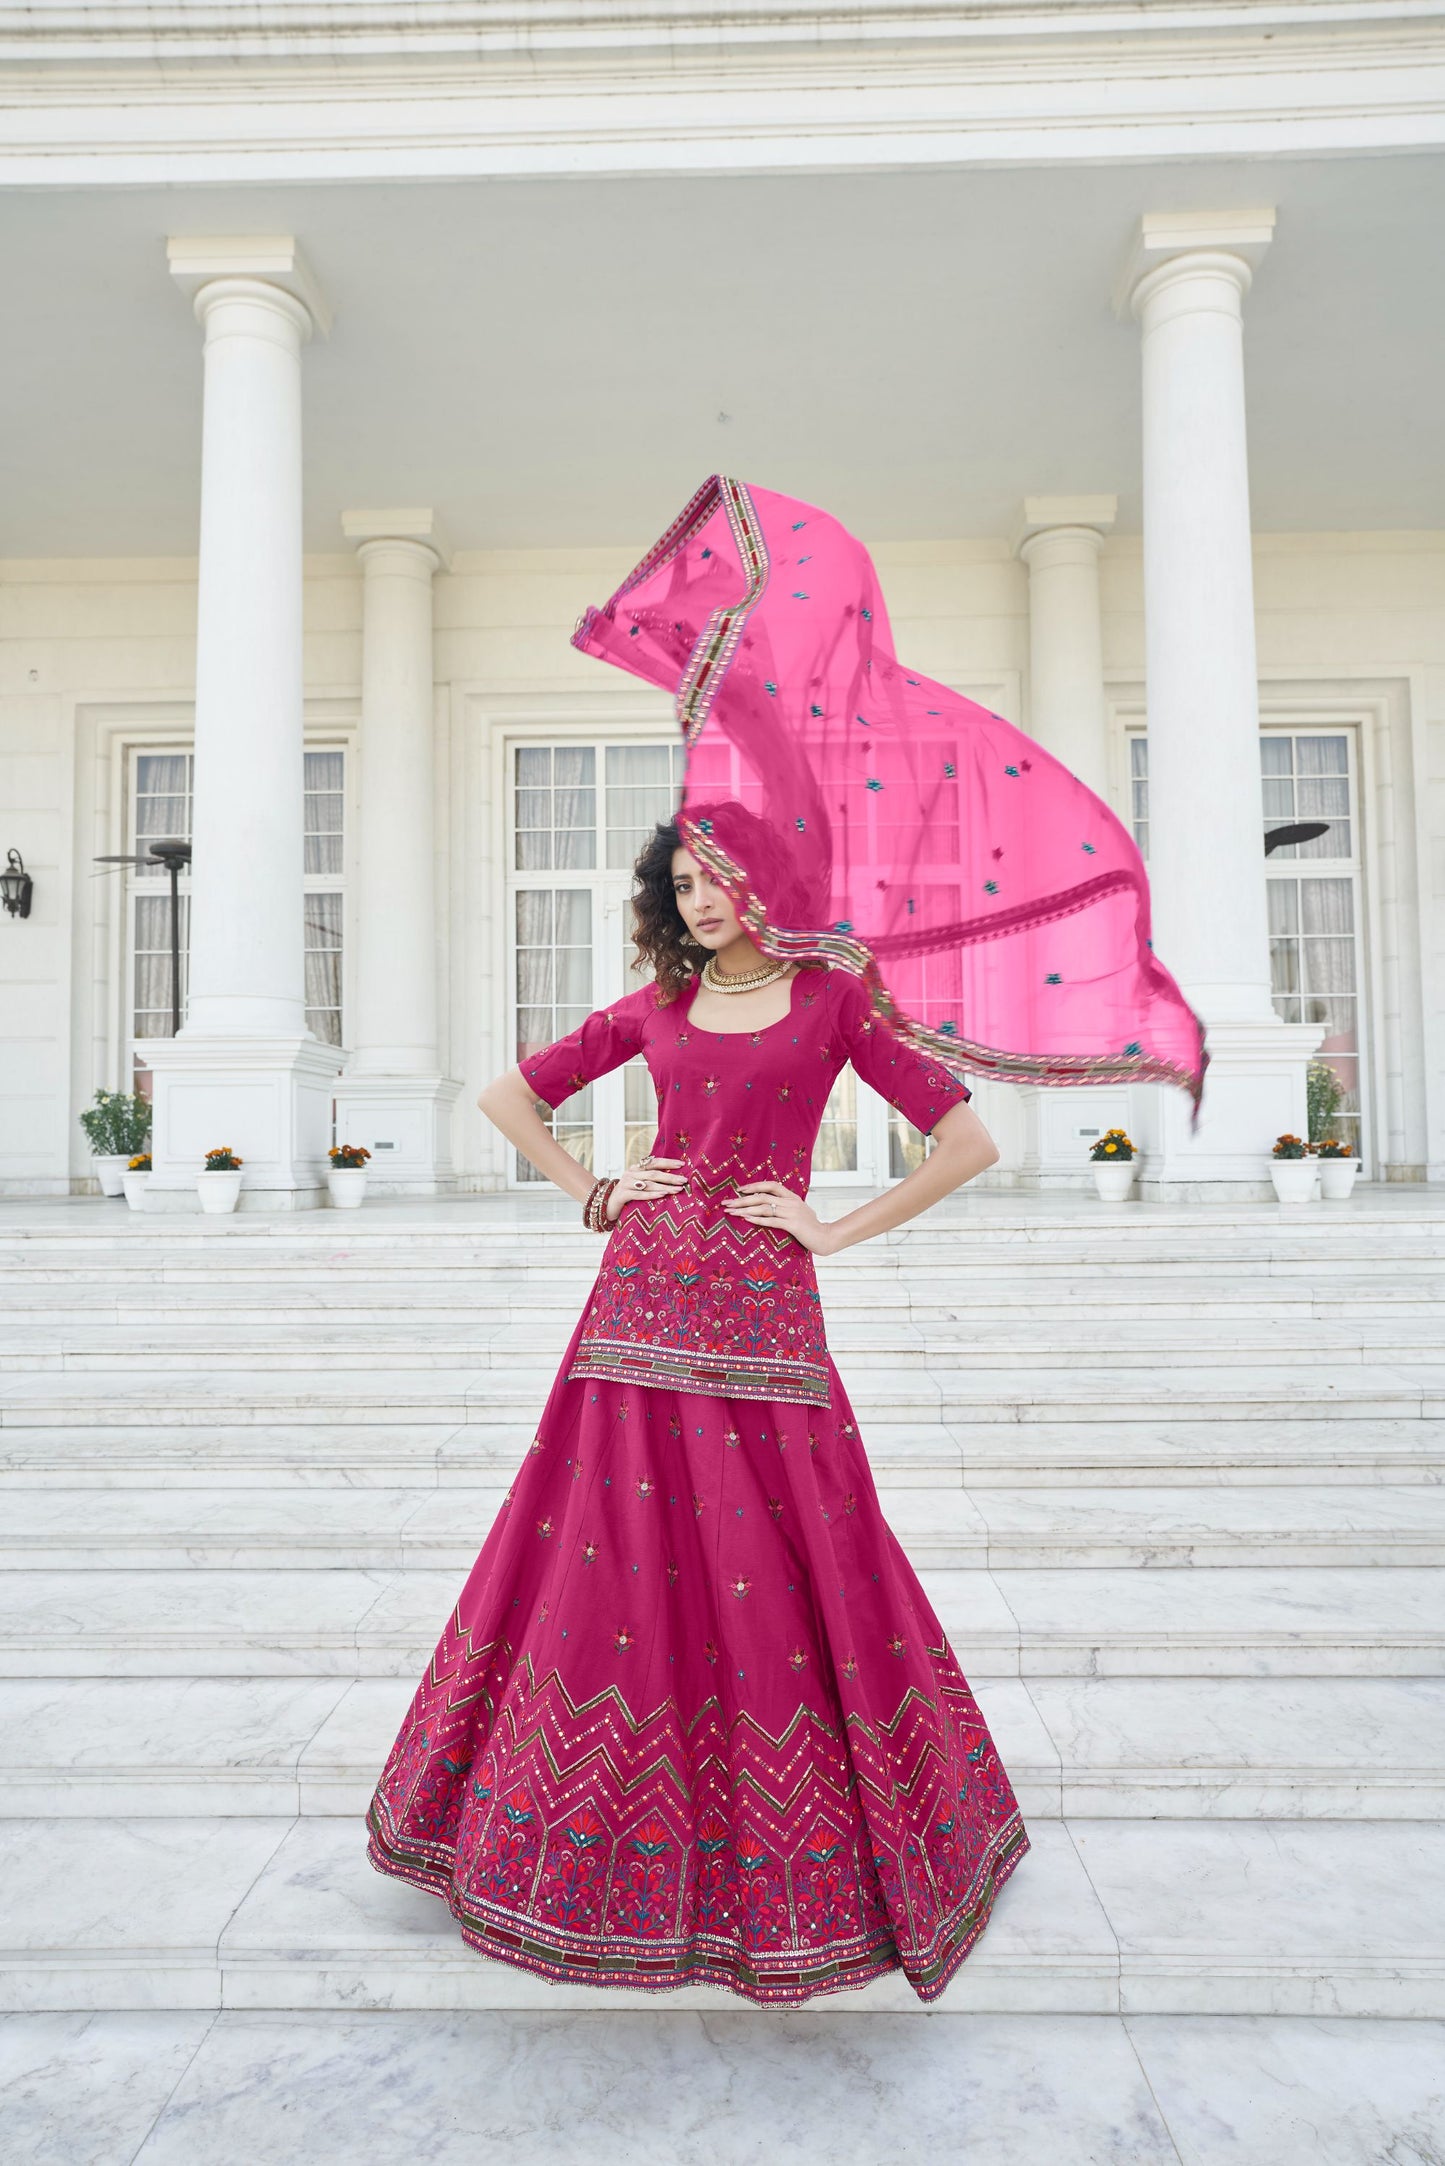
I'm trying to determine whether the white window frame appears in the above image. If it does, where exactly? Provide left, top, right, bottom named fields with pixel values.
left=498, top=720, right=901, bottom=1191
left=121, top=732, right=355, bottom=1081
left=1121, top=714, right=1375, bottom=1174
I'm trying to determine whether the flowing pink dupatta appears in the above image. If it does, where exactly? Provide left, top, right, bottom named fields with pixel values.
left=574, top=475, right=1206, bottom=1112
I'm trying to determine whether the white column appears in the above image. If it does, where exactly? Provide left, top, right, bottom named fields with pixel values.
left=1016, top=495, right=1116, bottom=801
left=1015, top=496, right=1124, bottom=1182
left=332, top=510, right=459, bottom=1192
left=139, top=239, right=341, bottom=1211
left=187, top=278, right=311, bottom=1037
left=1121, top=212, right=1321, bottom=1194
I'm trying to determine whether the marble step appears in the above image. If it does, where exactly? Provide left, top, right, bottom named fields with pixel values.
left=4, top=1220, right=1441, bottom=1270
left=1, top=1563, right=1438, bottom=1679
left=5, top=1484, right=1443, bottom=1572
left=5, top=1202, right=1439, bottom=1245
left=4, top=1813, right=1443, bottom=2017
left=7, top=1273, right=1445, bottom=1321
left=11, top=1238, right=1445, bottom=1282
left=3, top=1362, right=1439, bottom=1428
left=3, top=1674, right=1442, bottom=1823
left=5, top=1416, right=1442, bottom=1489
left=5, top=2010, right=1442, bottom=2166
left=6, top=1317, right=1444, bottom=1373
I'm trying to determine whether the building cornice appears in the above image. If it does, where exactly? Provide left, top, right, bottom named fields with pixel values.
left=2, top=4, right=1445, bottom=182
left=6, top=2, right=1445, bottom=62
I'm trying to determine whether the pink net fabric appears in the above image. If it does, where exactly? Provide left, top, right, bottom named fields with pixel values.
left=573, top=475, right=1206, bottom=1110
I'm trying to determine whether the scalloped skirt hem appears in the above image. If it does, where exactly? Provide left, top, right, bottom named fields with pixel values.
left=364, top=1806, right=1031, bottom=2010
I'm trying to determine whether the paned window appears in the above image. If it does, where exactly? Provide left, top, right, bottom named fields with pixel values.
left=510, top=737, right=881, bottom=1184
left=1127, top=728, right=1364, bottom=1158
left=128, top=746, right=347, bottom=1067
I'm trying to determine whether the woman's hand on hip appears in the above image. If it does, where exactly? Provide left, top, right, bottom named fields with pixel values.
left=720, top=1180, right=834, bottom=1255
left=604, top=1155, right=687, bottom=1223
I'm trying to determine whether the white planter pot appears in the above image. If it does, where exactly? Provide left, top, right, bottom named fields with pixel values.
left=1319, top=1157, right=1361, bottom=1200
left=121, top=1171, right=152, bottom=1212
left=1091, top=1161, right=1137, bottom=1201
left=1269, top=1157, right=1317, bottom=1203
left=327, top=1167, right=369, bottom=1209
left=93, top=1154, right=130, bottom=1197
left=196, top=1169, right=244, bottom=1215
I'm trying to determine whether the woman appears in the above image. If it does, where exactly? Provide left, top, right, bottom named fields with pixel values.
left=365, top=814, right=1031, bottom=2006
left=367, top=473, right=1204, bottom=2004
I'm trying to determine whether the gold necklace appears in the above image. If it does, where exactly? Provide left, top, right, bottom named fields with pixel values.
left=700, top=954, right=791, bottom=995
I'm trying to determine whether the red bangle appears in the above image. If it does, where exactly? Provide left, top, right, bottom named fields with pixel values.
left=583, top=1176, right=617, bottom=1231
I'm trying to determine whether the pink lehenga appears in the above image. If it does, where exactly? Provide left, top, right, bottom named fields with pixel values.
left=367, top=964, right=1029, bottom=2002
left=366, top=477, right=1204, bottom=2003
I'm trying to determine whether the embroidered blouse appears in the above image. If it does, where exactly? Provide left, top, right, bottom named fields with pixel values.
left=520, top=964, right=971, bottom=1409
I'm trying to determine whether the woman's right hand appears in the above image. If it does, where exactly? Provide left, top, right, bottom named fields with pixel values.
left=604, top=1154, right=687, bottom=1222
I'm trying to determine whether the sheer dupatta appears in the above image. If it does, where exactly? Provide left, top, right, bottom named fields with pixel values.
left=573, top=475, right=1206, bottom=1113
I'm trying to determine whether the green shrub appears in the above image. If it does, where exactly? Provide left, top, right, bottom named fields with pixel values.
left=1306, top=1060, right=1345, bottom=1143
left=78, top=1089, right=152, bottom=1158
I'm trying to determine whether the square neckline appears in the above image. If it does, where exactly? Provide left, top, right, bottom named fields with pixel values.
left=681, top=963, right=809, bottom=1039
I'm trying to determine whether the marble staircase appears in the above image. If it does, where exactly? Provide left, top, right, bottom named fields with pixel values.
left=1, top=1192, right=1443, bottom=2020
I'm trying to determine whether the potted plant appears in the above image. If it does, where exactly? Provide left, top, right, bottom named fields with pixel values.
left=1269, top=1133, right=1317, bottom=1203
left=78, top=1088, right=151, bottom=1197
left=197, top=1146, right=244, bottom=1215
left=1307, top=1059, right=1346, bottom=1147
left=1316, top=1136, right=1361, bottom=1200
left=121, top=1152, right=152, bottom=1211
left=1088, top=1128, right=1138, bottom=1201
left=327, top=1143, right=371, bottom=1208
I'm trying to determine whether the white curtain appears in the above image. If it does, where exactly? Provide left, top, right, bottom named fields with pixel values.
left=304, top=891, right=343, bottom=1043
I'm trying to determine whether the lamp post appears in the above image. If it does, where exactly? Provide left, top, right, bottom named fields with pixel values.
left=93, top=841, right=192, bottom=1036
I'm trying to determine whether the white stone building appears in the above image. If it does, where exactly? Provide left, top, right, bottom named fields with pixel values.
left=2, top=0, right=1443, bottom=1205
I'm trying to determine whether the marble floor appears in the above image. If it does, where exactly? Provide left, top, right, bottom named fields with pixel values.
left=2, top=1194, right=1442, bottom=2159
left=2, top=2009, right=1443, bottom=2165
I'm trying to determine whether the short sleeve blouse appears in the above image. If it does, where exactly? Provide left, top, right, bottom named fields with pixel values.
left=824, top=967, right=972, bottom=1135
left=512, top=966, right=970, bottom=1409
left=520, top=984, right=656, bottom=1110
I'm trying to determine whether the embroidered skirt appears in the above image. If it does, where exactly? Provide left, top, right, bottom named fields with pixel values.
left=365, top=1312, right=1030, bottom=2006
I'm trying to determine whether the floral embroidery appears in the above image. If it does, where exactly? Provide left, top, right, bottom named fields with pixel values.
left=635, top=1476, right=656, bottom=1501
left=788, top=1646, right=809, bottom=1672
left=613, top=1626, right=636, bottom=1653
left=581, top=1540, right=600, bottom=1566
left=729, top=1574, right=753, bottom=1600
left=536, top=1517, right=554, bottom=1540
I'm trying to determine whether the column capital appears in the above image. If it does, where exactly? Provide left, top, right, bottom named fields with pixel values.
left=342, top=507, right=453, bottom=573
left=167, top=235, right=332, bottom=338
left=1013, top=495, right=1116, bottom=561
left=1113, top=209, right=1275, bottom=322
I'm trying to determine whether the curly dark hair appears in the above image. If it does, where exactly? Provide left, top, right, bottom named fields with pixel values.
left=628, top=819, right=696, bottom=1005
left=629, top=799, right=802, bottom=1005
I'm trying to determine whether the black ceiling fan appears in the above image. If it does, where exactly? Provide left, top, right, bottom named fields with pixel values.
left=92, top=840, right=192, bottom=1037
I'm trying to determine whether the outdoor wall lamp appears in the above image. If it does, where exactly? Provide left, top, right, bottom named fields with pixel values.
left=1, top=850, right=32, bottom=919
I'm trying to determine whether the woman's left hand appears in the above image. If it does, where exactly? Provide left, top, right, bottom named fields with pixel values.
left=720, top=1180, right=834, bottom=1256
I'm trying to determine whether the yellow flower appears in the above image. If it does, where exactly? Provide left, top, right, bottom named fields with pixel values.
left=1104, top=1142, right=1117, bottom=1154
